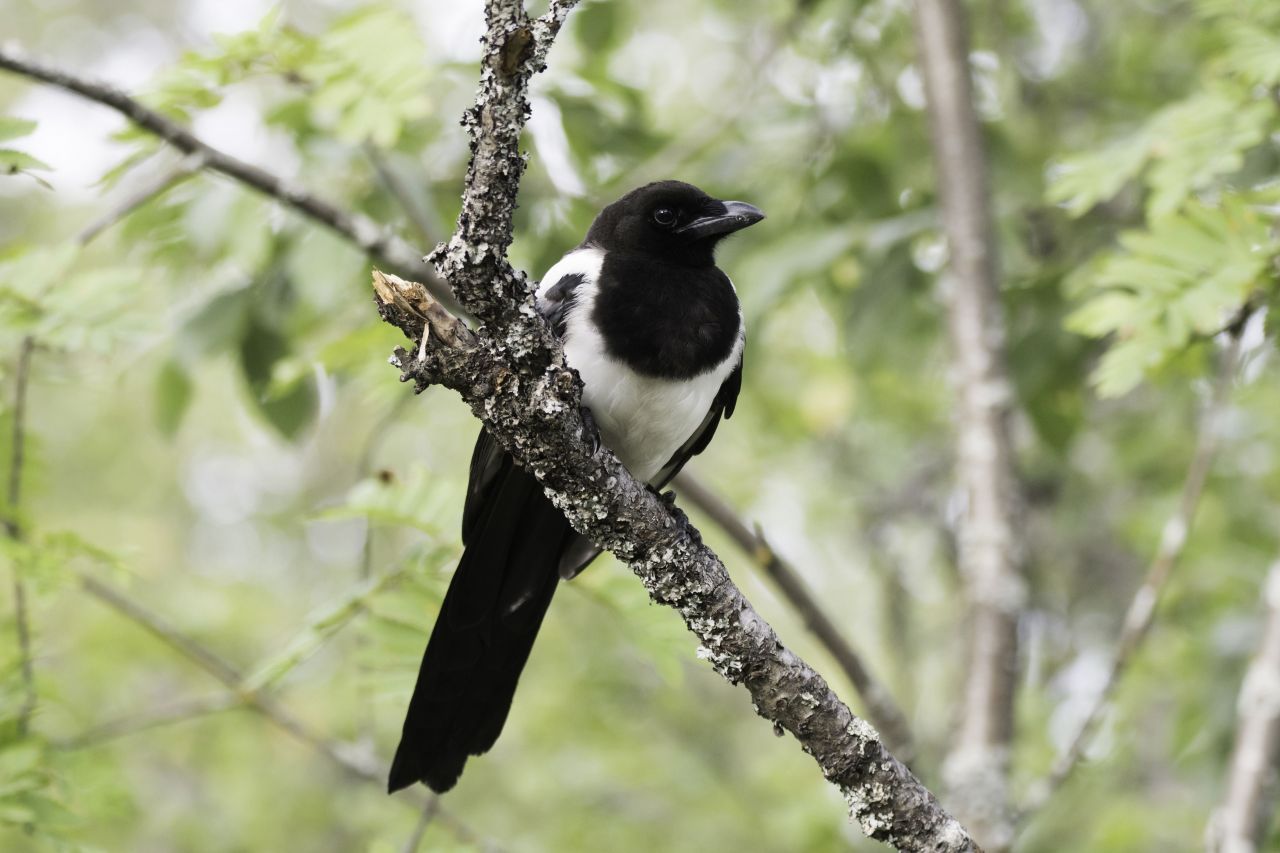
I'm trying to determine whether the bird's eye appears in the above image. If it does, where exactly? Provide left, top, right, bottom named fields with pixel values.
left=651, top=207, right=677, bottom=227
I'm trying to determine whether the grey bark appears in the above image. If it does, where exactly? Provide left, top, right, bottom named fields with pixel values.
left=911, top=1, right=1024, bottom=848
left=1207, top=561, right=1280, bottom=852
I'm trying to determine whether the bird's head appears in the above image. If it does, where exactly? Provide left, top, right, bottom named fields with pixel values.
left=584, top=180, right=765, bottom=266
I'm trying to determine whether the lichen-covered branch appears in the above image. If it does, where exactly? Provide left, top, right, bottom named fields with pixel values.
left=912, top=1, right=1024, bottom=848
left=674, top=470, right=917, bottom=760
left=374, top=266, right=973, bottom=851
left=373, top=3, right=982, bottom=848
left=1207, top=560, right=1280, bottom=853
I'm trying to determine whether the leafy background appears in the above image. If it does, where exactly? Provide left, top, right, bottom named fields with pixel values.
left=1, top=0, right=1279, bottom=850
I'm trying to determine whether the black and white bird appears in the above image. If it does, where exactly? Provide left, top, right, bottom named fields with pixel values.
left=388, top=180, right=764, bottom=794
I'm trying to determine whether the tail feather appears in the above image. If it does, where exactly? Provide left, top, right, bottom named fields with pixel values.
left=388, top=455, right=573, bottom=793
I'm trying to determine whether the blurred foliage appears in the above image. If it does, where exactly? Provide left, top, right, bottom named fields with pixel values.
left=1049, top=0, right=1280, bottom=395
left=0, top=117, right=52, bottom=188
left=0, top=0, right=1278, bottom=850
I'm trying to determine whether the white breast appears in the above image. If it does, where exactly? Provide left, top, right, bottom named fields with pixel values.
left=537, top=249, right=742, bottom=483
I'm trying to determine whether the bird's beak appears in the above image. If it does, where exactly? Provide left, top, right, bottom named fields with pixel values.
left=675, top=200, right=765, bottom=241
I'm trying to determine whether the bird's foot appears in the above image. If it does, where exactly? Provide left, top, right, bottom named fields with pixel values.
left=579, top=406, right=602, bottom=456
left=648, top=486, right=702, bottom=546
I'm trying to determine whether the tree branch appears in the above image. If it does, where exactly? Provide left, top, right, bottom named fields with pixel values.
left=1207, top=559, right=1280, bottom=853
left=673, top=470, right=917, bottom=761
left=58, top=693, right=238, bottom=748
left=372, top=4, right=983, bottom=848
left=912, top=1, right=1024, bottom=848
left=400, top=796, right=441, bottom=853
left=377, top=264, right=976, bottom=851
left=0, top=43, right=460, bottom=315
left=75, top=153, right=205, bottom=244
left=1021, top=329, right=1244, bottom=820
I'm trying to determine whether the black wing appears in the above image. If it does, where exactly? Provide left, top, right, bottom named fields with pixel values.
left=651, top=352, right=742, bottom=490
left=538, top=271, right=584, bottom=337
left=395, top=269, right=592, bottom=793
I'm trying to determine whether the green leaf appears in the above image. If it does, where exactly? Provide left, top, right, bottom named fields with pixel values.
left=300, top=5, right=432, bottom=146
left=1092, top=337, right=1164, bottom=398
left=1065, top=291, right=1141, bottom=337
left=240, top=567, right=408, bottom=693
left=330, top=466, right=459, bottom=536
left=1047, top=133, right=1151, bottom=217
left=1067, top=195, right=1276, bottom=395
left=182, top=287, right=252, bottom=358
left=1142, top=88, right=1271, bottom=219
left=237, top=316, right=317, bottom=439
left=0, top=803, right=36, bottom=825
left=0, top=149, right=52, bottom=173
left=1048, top=84, right=1274, bottom=219
left=1219, top=20, right=1280, bottom=85
left=0, top=742, right=40, bottom=777
left=154, top=360, right=194, bottom=438
left=0, top=117, right=36, bottom=143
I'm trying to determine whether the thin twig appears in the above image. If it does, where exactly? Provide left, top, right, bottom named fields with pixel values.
left=1206, top=559, right=1280, bottom=853
left=79, top=573, right=381, bottom=780
left=399, top=795, right=441, bottom=853
left=58, top=693, right=237, bottom=748
left=4, top=110, right=196, bottom=739
left=76, top=572, right=497, bottom=848
left=0, top=44, right=460, bottom=315
left=1020, top=329, right=1245, bottom=819
left=76, top=153, right=205, bottom=245
left=673, top=470, right=916, bottom=760
left=914, top=0, right=1024, bottom=847
left=6, top=336, right=36, bottom=735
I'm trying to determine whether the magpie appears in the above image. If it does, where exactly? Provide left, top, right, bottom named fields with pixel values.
left=388, top=180, right=764, bottom=794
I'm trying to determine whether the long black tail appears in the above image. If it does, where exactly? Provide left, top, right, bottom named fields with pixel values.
left=388, top=452, right=573, bottom=793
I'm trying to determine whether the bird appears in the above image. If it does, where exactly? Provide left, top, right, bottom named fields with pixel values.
left=388, top=180, right=764, bottom=794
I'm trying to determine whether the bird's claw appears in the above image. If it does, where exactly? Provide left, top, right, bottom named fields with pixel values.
left=648, top=487, right=703, bottom=545
left=579, top=406, right=602, bottom=456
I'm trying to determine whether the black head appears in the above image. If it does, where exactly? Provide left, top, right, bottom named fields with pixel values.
left=584, top=180, right=765, bottom=266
